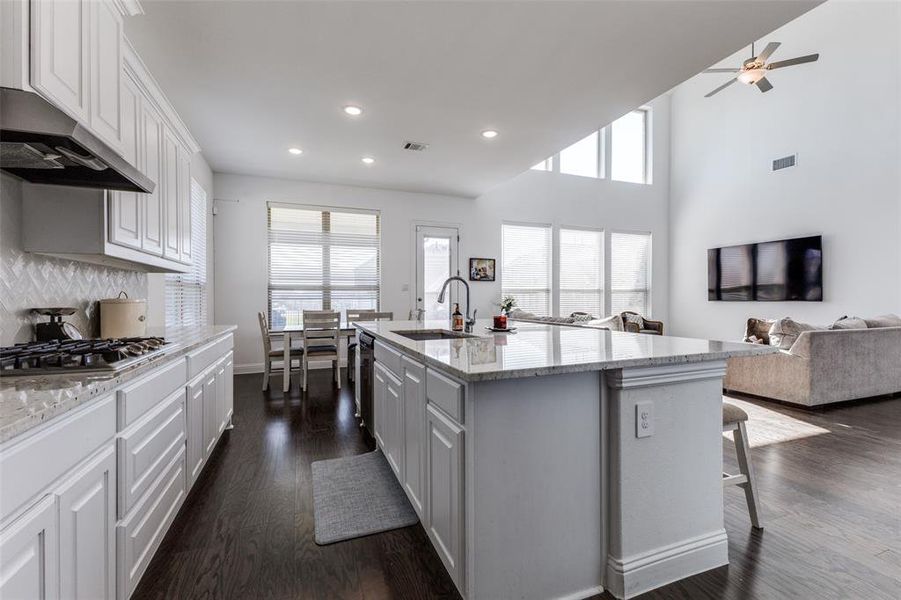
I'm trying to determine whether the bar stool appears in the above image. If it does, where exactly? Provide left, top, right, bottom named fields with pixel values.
left=346, top=310, right=393, bottom=385
left=723, top=401, right=763, bottom=529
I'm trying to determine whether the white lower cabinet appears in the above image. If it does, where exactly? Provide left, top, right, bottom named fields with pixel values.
left=402, top=356, right=426, bottom=517
left=116, top=447, right=186, bottom=599
left=186, top=376, right=205, bottom=488
left=58, top=444, right=116, bottom=600
left=384, top=369, right=405, bottom=479
left=373, top=362, right=388, bottom=449
left=426, top=404, right=465, bottom=589
left=0, top=494, right=59, bottom=600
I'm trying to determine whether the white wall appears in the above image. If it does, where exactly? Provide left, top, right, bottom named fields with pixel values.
left=215, top=96, right=670, bottom=370
left=669, top=0, right=901, bottom=341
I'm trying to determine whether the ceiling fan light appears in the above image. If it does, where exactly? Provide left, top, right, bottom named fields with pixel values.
left=737, top=69, right=766, bottom=85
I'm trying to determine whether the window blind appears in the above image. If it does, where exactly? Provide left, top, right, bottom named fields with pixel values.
left=559, top=228, right=603, bottom=317
left=610, top=231, right=651, bottom=316
left=165, top=179, right=208, bottom=327
left=502, top=223, right=552, bottom=315
left=268, top=203, right=380, bottom=328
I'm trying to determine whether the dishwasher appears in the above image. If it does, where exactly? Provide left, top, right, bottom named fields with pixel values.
left=358, top=332, right=375, bottom=435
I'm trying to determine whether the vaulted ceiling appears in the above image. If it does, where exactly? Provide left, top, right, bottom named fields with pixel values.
left=126, top=0, right=820, bottom=197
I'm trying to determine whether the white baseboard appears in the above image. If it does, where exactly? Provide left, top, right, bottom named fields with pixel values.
left=604, top=529, right=728, bottom=599
left=553, top=585, right=605, bottom=600
left=234, top=361, right=348, bottom=375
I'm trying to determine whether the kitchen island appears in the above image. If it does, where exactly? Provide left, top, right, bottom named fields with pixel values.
left=354, top=319, right=773, bottom=600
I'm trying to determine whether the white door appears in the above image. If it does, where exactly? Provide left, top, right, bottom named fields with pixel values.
left=57, top=445, right=116, bottom=600
left=415, top=225, right=459, bottom=321
left=0, top=495, right=59, bottom=600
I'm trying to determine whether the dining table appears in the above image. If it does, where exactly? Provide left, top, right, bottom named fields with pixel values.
left=269, top=321, right=360, bottom=392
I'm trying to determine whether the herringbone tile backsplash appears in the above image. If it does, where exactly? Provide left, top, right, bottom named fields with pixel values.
left=1, top=174, right=147, bottom=345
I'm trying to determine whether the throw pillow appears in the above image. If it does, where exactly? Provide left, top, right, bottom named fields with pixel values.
left=830, top=316, right=868, bottom=330
left=624, top=313, right=645, bottom=328
left=569, top=312, right=595, bottom=322
left=768, top=318, right=821, bottom=351
left=593, top=315, right=625, bottom=332
left=863, top=314, right=901, bottom=328
left=744, top=318, right=775, bottom=344
left=507, top=308, right=535, bottom=320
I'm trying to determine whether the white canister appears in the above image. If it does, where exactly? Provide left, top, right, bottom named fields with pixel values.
left=100, top=292, right=147, bottom=338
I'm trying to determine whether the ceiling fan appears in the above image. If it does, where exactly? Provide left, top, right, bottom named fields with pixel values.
left=703, top=42, right=819, bottom=97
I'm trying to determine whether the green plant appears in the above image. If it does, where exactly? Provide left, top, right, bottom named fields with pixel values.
left=499, top=295, right=517, bottom=314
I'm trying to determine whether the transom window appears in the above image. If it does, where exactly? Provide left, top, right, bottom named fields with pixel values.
left=268, top=203, right=380, bottom=328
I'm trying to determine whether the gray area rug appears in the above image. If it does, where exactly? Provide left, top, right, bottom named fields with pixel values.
left=312, top=450, right=419, bottom=545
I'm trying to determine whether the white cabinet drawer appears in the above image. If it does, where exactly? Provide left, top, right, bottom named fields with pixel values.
left=427, top=368, right=464, bottom=424
left=186, top=334, right=233, bottom=379
left=117, top=446, right=186, bottom=599
left=375, top=340, right=403, bottom=378
left=118, top=388, right=186, bottom=517
left=117, top=357, right=187, bottom=429
left=0, top=394, right=115, bottom=522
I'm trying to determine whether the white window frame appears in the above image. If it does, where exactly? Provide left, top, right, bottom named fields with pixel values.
left=267, top=202, right=381, bottom=327
left=501, top=220, right=554, bottom=316
left=556, top=225, right=605, bottom=318
left=607, top=229, right=653, bottom=317
left=610, top=107, right=652, bottom=185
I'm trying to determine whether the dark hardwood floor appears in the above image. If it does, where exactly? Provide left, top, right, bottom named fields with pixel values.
left=134, top=372, right=901, bottom=600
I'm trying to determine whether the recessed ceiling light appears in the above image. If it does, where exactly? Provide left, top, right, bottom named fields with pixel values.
left=344, top=105, right=363, bottom=116
left=361, top=156, right=375, bottom=165
left=288, top=147, right=303, bottom=155
left=481, top=129, right=499, bottom=139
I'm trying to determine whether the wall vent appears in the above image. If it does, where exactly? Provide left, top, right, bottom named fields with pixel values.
left=403, top=141, right=429, bottom=152
left=772, top=154, right=797, bottom=171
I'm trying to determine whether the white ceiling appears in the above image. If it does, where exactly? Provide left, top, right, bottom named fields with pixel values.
left=126, top=0, right=820, bottom=198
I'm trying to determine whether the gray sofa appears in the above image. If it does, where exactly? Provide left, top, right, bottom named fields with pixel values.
left=725, top=326, right=901, bottom=406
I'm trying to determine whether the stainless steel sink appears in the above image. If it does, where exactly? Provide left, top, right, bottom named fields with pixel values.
left=393, top=329, right=477, bottom=341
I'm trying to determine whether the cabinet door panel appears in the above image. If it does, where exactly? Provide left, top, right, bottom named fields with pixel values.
left=31, top=0, right=89, bottom=123
left=141, top=105, right=164, bottom=255
left=178, top=146, right=192, bottom=264
left=108, top=72, right=142, bottom=249
left=0, top=495, right=59, bottom=600
left=186, top=378, right=205, bottom=488
left=426, top=405, right=464, bottom=588
left=373, top=364, right=387, bottom=450
left=216, top=358, right=227, bottom=435
left=89, top=0, right=122, bottom=150
left=162, top=130, right=180, bottom=260
left=403, top=360, right=425, bottom=516
left=202, top=370, right=218, bottom=457
left=224, top=352, right=234, bottom=427
left=58, top=445, right=116, bottom=600
left=384, top=370, right=404, bottom=479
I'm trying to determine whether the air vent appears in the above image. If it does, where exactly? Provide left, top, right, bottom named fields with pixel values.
left=403, top=141, right=429, bottom=152
left=772, top=154, right=797, bottom=171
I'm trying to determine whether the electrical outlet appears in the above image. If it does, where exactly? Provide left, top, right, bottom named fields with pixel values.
left=636, top=401, right=654, bottom=438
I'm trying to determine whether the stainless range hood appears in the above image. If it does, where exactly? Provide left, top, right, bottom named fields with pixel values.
left=0, top=87, right=154, bottom=193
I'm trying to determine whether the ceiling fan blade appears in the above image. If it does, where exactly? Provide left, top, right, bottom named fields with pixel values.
left=703, top=68, right=741, bottom=73
left=705, top=78, right=738, bottom=98
left=767, top=53, right=819, bottom=70
left=756, top=77, right=774, bottom=93
left=756, top=42, right=781, bottom=63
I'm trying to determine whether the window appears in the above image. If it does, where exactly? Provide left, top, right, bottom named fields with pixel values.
left=268, top=203, right=380, bottom=328
left=502, top=223, right=552, bottom=316
left=166, top=179, right=208, bottom=327
left=530, top=157, right=553, bottom=172
left=559, top=228, right=603, bottom=317
left=611, top=109, right=649, bottom=184
left=610, top=231, right=651, bottom=316
left=559, top=130, right=600, bottom=178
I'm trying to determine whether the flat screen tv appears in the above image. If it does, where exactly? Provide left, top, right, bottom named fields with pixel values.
left=708, top=235, right=822, bottom=301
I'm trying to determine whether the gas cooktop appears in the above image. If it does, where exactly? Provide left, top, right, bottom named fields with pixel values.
left=0, top=337, right=171, bottom=375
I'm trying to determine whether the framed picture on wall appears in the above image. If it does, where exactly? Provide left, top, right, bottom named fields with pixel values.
left=469, top=258, right=496, bottom=281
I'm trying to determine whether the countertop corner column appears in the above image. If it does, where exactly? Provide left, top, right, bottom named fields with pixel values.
left=603, top=360, right=729, bottom=599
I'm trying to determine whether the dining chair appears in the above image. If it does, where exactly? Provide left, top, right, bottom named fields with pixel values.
left=346, top=310, right=394, bottom=385
left=301, top=310, right=342, bottom=391
left=258, top=311, right=303, bottom=391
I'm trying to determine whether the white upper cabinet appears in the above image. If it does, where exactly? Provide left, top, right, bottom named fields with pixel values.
left=88, top=0, right=123, bottom=149
left=162, top=128, right=180, bottom=261
left=141, top=101, right=165, bottom=257
left=30, top=0, right=90, bottom=124
left=108, top=70, right=142, bottom=250
left=178, top=145, right=192, bottom=264
left=31, top=0, right=123, bottom=152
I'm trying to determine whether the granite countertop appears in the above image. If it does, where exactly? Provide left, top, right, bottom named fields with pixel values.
left=355, top=319, right=775, bottom=383
left=0, top=325, right=237, bottom=444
